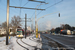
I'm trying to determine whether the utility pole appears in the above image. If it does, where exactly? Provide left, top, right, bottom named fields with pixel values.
left=31, top=21, right=33, bottom=31
left=25, top=14, right=27, bottom=38
left=6, top=0, right=9, bottom=45
left=31, top=19, right=33, bottom=31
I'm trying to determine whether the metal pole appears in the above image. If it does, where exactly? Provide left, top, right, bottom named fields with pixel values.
left=35, top=5, right=39, bottom=38
left=25, top=14, right=27, bottom=38
left=32, top=21, right=34, bottom=30
left=35, top=7, right=37, bottom=38
left=6, top=0, right=9, bottom=45
left=35, top=6, right=38, bottom=38
left=31, top=20, right=33, bottom=31
left=35, top=4, right=41, bottom=38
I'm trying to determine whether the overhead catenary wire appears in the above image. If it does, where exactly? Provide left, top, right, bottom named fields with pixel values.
left=9, top=0, right=20, bottom=14
left=30, top=4, right=44, bottom=18
left=19, top=0, right=22, bottom=17
left=31, top=12, right=35, bottom=18
left=30, top=0, right=46, bottom=18
left=31, top=7, right=42, bottom=18
left=36, top=5, right=43, bottom=16
left=0, top=2, right=6, bottom=11
left=0, top=1, right=18, bottom=14
left=32, top=0, right=63, bottom=18
left=45, top=0, right=63, bottom=9
left=23, top=1, right=29, bottom=7
left=11, top=0, right=23, bottom=16
left=12, top=0, right=18, bottom=5
left=27, top=1, right=43, bottom=18
left=36, top=11, right=43, bottom=16
left=22, top=1, right=29, bottom=18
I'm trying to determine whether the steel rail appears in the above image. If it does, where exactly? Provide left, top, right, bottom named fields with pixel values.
left=29, top=36, right=48, bottom=45
left=21, top=39, right=41, bottom=50
left=16, top=39, right=29, bottom=50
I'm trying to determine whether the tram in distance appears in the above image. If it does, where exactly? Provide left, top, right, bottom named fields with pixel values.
left=16, top=28, right=31, bottom=38
left=16, top=28, right=24, bottom=38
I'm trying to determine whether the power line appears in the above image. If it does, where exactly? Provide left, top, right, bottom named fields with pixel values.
left=45, top=0, right=63, bottom=9
left=23, top=1, right=29, bottom=7
left=37, top=11, right=43, bottom=16
left=9, top=0, right=20, bottom=14
left=36, top=4, right=44, bottom=16
left=22, top=1, right=29, bottom=18
left=30, top=4, right=43, bottom=18
left=10, top=8, right=19, bottom=13
left=0, top=3, right=18, bottom=14
left=36, top=0, right=63, bottom=16
left=30, top=5, right=45, bottom=18
left=30, top=10, right=42, bottom=18
left=9, top=1, right=19, bottom=14
left=9, top=6, right=45, bottom=10
left=19, top=0, right=22, bottom=17
left=31, top=12, right=35, bottom=18
left=29, top=0, right=45, bottom=3
left=12, top=0, right=18, bottom=5
left=30, top=0, right=63, bottom=19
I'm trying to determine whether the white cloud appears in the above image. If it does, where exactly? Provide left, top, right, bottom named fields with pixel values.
left=45, top=21, right=51, bottom=30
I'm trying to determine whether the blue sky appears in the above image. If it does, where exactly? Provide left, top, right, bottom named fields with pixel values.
left=0, top=0, right=75, bottom=31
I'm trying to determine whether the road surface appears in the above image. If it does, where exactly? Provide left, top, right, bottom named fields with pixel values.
left=42, top=33, right=75, bottom=49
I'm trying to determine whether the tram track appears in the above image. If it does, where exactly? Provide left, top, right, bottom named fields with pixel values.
left=21, top=39, right=42, bottom=50
left=16, top=38, right=42, bottom=50
left=29, top=37, right=37, bottom=42
left=21, top=39, right=35, bottom=47
left=16, top=34, right=50, bottom=50
left=16, top=39, right=29, bottom=50
left=29, top=37, right=46, bottom=45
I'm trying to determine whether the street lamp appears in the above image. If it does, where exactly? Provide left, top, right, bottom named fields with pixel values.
left=36, top=12, right=60, bottom=38
left=37, top=12, right=60, bottom=22
left=35, top=3, right=48, bottom=38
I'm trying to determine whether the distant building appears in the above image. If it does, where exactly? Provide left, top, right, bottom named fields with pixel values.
left=0, top=28, right=6, bottom=35
left=27, top=26, right=32, bottom=31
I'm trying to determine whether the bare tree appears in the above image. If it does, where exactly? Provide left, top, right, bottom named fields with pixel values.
left=11, top=16, right=22, bottom=34
left=2, top=22, right=12, bottom=28
left=2, top=22, right=7, bottom=29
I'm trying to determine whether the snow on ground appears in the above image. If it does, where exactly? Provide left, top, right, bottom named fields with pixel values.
left=11, top=36, right=25, bottom=50
left=11, top=34, right=42, bottom=50
left=0, top=36, right=6, bottom=42
left=0, top=36, right=13, bottom=50
left=0, top=40, right=8, bottom=50
left=0, top=34, right=42, bottom=50
left=22, top=35, right=42, bottom=48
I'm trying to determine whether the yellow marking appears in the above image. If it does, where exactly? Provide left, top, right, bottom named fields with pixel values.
left=19, top=35, right=20, bottom=37
left=36, top=28, right=38, bottom=38
left=9, top=36, right=10, bottom=39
